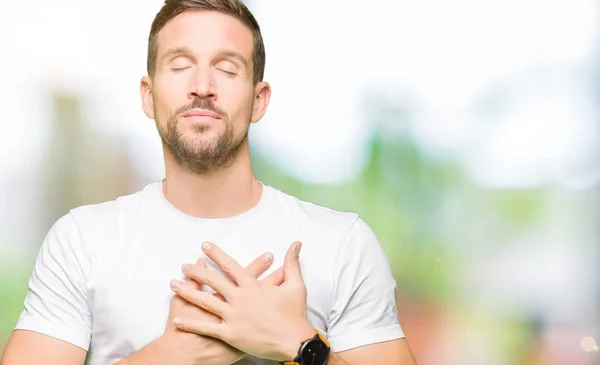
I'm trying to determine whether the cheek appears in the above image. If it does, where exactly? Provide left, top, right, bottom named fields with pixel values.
left=153, top=81, right=187, bottom=121
left=226, top=100, right=255, bottom=127
left=217, top=83, right=255, bottom=119
left=151, top=95, right=170, bottom=124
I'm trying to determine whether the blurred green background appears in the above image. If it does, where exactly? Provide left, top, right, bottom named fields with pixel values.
left=1, top=1, right=599, bottom=364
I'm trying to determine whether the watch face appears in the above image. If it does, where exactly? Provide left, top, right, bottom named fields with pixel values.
left=300, top=339, right=330, bottom=365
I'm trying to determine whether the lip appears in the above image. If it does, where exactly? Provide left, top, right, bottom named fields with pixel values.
left=181, top=108, right=221, bottom=119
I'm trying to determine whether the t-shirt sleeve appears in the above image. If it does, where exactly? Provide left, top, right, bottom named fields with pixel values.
left=14, top=212, right=92, bottom=351
left=327, top=217, right=404, bottom=352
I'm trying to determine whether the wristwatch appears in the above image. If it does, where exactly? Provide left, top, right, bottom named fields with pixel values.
left=280, top=330, right=331, bottom=365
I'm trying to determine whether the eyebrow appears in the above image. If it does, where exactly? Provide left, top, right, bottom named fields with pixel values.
left=159, top=47, right=250, bottom=69
left=159, top=46, right=196, bottom=65
left=215, top=50, right=250, bottom=70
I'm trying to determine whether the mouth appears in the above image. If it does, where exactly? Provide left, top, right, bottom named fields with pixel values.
left=181, top=108, right=221, bottom=119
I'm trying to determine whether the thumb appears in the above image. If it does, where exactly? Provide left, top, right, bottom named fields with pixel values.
left=283, top=241, right=303, bottom=285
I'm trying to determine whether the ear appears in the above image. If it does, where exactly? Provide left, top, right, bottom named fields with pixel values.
left=250, top=81, right=271, bottom=124
left=140, top=76, right=155, bottom=119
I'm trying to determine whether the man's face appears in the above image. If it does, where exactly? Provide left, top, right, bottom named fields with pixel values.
left=141, top=10, right=270, bottom=174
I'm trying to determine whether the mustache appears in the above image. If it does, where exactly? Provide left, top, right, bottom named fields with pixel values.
left=175, top=98, right=227, bottom=119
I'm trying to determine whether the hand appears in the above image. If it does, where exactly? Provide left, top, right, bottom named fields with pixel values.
left=170, top=241, right=315, bottom=362
left=164, top=252, right=285, bottom=365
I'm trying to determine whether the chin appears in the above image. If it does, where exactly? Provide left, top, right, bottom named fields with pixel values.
left=182, top=120, right=223, bottom=135
left=184, top=135, right=218, bottom=149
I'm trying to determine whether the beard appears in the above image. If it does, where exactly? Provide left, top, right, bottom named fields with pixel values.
left=156, top=97, right=249, bottom=174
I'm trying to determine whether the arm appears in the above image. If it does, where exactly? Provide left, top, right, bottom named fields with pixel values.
left=114, top=334, right=198, bottom=365
left=1, top=214, right=92, bottom=365
left=1, top=331, right=87, bottom=365
left=326, top=217, right=417, bottom=365
left=331, top=338, right=417, bottom=365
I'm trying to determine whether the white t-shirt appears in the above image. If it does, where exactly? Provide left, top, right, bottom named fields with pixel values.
left=14, top=181, right=404, bottom=365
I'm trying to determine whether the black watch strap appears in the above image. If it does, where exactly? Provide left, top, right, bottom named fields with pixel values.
left=280, top=330, right=331, bottom=365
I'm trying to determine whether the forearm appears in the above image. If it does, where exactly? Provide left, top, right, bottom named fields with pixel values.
left=114, top=335, right=195, bottom=365
left=328, top=352, right=349, bottom=365
left=326, top=338, right=418, bottom=365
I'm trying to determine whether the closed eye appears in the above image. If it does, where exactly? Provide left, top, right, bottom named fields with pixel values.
left=218, top=68, right=236, bottom=76
left=171, top=67, right=191, bottom=72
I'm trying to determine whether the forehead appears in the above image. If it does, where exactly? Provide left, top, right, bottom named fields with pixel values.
left=156, top=10, right=254, bottom=61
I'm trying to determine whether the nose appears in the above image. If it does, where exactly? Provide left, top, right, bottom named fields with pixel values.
left=188, top=66, right=216, bottom=100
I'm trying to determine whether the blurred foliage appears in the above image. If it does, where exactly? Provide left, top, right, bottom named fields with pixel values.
left=253, top=128, right=550, bottom=308
left=0, top=258, right=32, bottom=346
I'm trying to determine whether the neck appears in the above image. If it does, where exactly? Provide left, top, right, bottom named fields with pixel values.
left=161, top=143, right=262, bottom=219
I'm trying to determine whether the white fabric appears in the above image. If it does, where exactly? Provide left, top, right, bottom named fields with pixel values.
left=15, top=181, right=404, bottom=364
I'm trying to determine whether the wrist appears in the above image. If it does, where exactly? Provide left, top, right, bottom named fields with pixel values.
left=280, top=323, right=317, bottom=361
left=156, top=331, right=204, bottom=365
left=115, top=335, right=184, bottom=365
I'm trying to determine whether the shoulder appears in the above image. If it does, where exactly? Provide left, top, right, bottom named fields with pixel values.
left=266, top=185, right=362, bottom=235
left=264, top=185, right=378, bottom=252
left=47, top=181, right=160, bottom=261
left=67, top=182, right=156, bottom=230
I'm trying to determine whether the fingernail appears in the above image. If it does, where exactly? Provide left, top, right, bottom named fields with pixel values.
left=173, top=317, right=183, bottom=326
left=296, top=243, right=302, bottom=255
left=170, top=279, right=183, bottom=291
left=264, top=253, right=273, bottom=262
left=182, top=263, right=191, bottom=272
left=202, top=242, right=211, bottom=251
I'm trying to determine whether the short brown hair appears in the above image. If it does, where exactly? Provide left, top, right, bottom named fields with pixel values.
left=147, top=0, right=265, bottom=84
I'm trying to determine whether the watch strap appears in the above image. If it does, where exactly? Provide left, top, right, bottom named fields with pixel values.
left=279, top=330, right=330, bottom=365
left=315, top=331, right=331, bottom=348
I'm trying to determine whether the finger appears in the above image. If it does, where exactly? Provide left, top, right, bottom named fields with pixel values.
left=283, top=241, right=303, bottom=286
left=182, top=263, right=236, bottom=300
left=244, top=252, right=274, bottom=278
left=172, top=281, right=230, bottom=318
left=261, top=266, right=284, bottom=286
left=173, top=317, right=226, bottom=340
left=202, top=242, right=251, bottom=286
left=186, top=259, right=206, bottom=290
left=174, top=278, right=202, bottom=295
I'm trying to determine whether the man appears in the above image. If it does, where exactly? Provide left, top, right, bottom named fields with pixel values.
left=1, top=1, right=417, bottom=364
